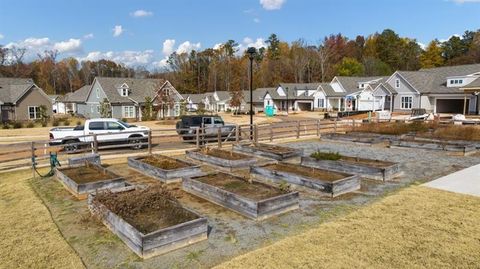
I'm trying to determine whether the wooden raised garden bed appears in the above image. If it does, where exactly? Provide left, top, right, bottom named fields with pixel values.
left=183, top=172, right=299, bottom=220
left=55, top=161, right=125, bottom=199
left=301, top=154, right=401, bottom=181
left=67, top=153, right=101, bottom=166
left=186, top=148, right=256, bottom=169
left=233, top=143, right=303, bottom=161
left=321, top=133, right=389, bottom=147
left=88, top=186, right=208, bottom=259
left=128, top=154, right=202, bottom=183
left=251, top=162, right=360, bottom=197
left=390, top=139, right=477, bottom=156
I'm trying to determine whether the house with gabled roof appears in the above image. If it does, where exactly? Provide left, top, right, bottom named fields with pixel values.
left=63, top=84, right=91, bottom=114
left=0, top=78, right=52, bottom=122
left=77, top=77, right=183, bottom=120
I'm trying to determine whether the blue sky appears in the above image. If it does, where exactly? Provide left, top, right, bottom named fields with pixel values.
left=1, top=0, right=480, bottom=69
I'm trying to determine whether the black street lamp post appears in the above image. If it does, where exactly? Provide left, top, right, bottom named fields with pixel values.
left=247, top=47, right=257, bottom=140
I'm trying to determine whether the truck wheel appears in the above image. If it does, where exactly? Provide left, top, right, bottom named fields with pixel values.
left=63, top=140, right=79, bottom=153
left=129, top=135, right=144, bottom=150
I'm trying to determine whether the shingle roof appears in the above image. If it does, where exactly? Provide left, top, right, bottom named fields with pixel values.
left=0, top=78, right=36, bottom=104
left=64, top=85, right=91, bottom=103
left=319, top=83, right=345, bottom=97
left=397, top=64, right=480, bottom=94
left=462, top=77, right=480, bottom=89
left=93, top=77, right=166, bottom=104
left=335, top=76, right=388, bottom=94
left=187, top=93, right=205, bottom=103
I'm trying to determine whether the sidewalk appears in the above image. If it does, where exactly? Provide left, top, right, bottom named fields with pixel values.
left=423, top=164, right=480, bottom=197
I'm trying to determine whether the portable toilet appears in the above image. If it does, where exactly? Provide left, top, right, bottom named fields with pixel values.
left=265, top=105, right=275, bottom=117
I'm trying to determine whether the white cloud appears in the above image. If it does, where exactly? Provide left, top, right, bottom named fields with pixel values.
left=162, top=39, right=176, bottom=55
left=83, top=33, right=94, bottom=40
left=0, top=34, right=4, bottom=40
left=5, top=37, right=52, bottom=61
left=176, top=41, right=201, bottom=54
left=53, top=38, right=82, bottom=53
left=213, top=43, right=223, bottom=50
left=80, top=49, right=155, bottom=67
left=439, top=34, right=461, bottom=43
left=112, top=25, right=124, bottom=37
left=131, top=9, right=153, bottom=17
left=260, top=0, right=286, bottom=10
left=451, top=0, right=480, bottom=3
left=417, top=42, right=427, bottom=50
left=232, top=37, right=267, bottom=56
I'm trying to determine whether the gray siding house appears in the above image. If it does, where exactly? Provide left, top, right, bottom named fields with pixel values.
left=77, top=77, right=183, bottom=120
left=0, top=78, right=53, bottom=122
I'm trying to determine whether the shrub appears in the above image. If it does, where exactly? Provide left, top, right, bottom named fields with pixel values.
left=26, top=122, right=35, bottom=128
left=41, top=121, right=48, bottom=127
left=310, top=151, right=342, bottom=161
left=121, top=118, right=128, bottom=123
left=76, top=120, right=82, bottom=126
left=52, top=119, right=60, bottom=127
left=12, top=121, right=23, bottom=129
left=2, top=123, right=10, bottom=129
left=63, top=119, right=70, bottom=126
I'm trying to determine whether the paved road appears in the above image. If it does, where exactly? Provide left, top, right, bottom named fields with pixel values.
left=423, top=164, right=480, bottom=197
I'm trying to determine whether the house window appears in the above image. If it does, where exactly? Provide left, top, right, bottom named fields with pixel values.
left=459, top=79, right=463, bottom=84
left=28, top=106, right=40, bottom=119
left=121, top=88, right=129, bottom=97
left=450, top=80, right=454, bottom=84
left=395, top=79, right=400, bottom=88
left=96, top=88, right=100, bottom=98
left=401, top=96, right=413, bottom=109
left=122, top=106, right=135, bottom=118
left=318, top=99, right=325, bottom=108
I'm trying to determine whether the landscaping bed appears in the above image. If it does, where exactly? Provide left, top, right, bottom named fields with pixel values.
left=55, top=161, right=125, bottom=199
left=186, top=148, right=256, bottom=169
left=390, top=139, right=477, bottom=156
left=128, top=154, right=202, bottom=183
left=233, top=143, right=303, bottom=161
left=321, top=133, right=389, bottom=147
left=251, top=163, right=360, bottom=197
left=302, top=152, right=401, bottom=181
left=88, top=185, right=208, bottom=259
left=67, top=153, right=100, bottom=166
left=183, top=172, right=299, bottom=220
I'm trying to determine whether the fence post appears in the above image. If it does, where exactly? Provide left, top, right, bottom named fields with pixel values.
left=296, top=121, right=301, bottom=139
left=254, top=124, right=259, bottom=144
left=352, top=119, right=356, bottom=131
left=235, top=124, right=240, bottom=143
left=93, top=134, right=98, bottom=153
left=334, top=119, right=338, bottom=133
left=217, top=127, right=222, bottom=148
left=195, top=127, right=200, bottom=149
left=148, top=130, right=152, bottom=154
left=316, top=119, right=320, bottom=137
left=31, top=141, right=36, bottom=179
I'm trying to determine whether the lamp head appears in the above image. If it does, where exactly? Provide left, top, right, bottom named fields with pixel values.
left=247, top=47, right=257, bottom=60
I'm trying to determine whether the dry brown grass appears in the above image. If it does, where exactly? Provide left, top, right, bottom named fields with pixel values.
left=0, top=169, right=85, bottom=269
left=428, top=125, right=480, bottom=141
left=216, top=186, right=480, bottom=269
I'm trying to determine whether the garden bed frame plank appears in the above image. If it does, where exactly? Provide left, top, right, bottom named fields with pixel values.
left=390, top=140, right=477, bottom=156
left=127, top=155, right=202, bottom=183
left=233, top=143, right=303, bottom=161
left=301, top=156, right=401, bottom=181
left=88, top=186, right=208, bottom=259
left=55, top=162, right=125, bottom=200
left=182, top=173, right=299, bottom=220
left=185, top=149, right=257, bottom=170
left=251, top=164, right=360, bottom=197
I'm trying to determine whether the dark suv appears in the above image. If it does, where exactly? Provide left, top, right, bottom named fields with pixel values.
left=176, top=115, right=236, bottom=140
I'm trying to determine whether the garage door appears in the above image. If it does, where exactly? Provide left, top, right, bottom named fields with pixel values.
left=297, top=102, right=312, bottom=111
left=436, top=99, right=469, bottom=114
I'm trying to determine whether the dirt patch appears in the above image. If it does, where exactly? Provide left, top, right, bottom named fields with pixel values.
left=248, top=144, right=295, bottom=155
left=201, top=148, right=249, bottom=160
left=196, top=173, right=285, bottom=201
left=140, top=155, right=190, bottom=170
left=60, top=164, right=117, bottom=184
left=93, top=186, right=197, bottom=234
left=264, top=163, right=349, bottom=182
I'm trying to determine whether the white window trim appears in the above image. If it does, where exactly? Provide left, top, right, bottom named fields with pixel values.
left=400, top=95, right=413, bottom=109
left=395, top=79, right=400, bottom=89
left=28, top=106, right=39, bottom=119
left=121, top=87, right=129, bottom=97
left=96, top=88, right=100, bottom=98
left=122, top=106, right=135, bottom=118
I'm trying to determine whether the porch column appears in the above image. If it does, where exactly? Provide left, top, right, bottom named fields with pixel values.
left=337, top=99, right=341, bottom=112
left=390, top=94, right=393, bottom=112
left=463, top=94, right=467, bottom=115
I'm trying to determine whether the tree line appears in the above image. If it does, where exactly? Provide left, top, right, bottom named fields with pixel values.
left=1, top=28, right=480, bottom=95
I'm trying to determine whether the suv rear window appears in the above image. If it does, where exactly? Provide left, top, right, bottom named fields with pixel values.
left=89, top=122, right=105, bottom=130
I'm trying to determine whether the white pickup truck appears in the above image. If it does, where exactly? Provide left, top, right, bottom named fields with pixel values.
left=49, top=118, right=150, bottom=152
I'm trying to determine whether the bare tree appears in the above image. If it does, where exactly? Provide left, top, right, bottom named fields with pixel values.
left=317, top=41, right=332, bottom=82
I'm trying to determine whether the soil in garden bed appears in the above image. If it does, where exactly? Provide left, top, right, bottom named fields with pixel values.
left=140, top=155, right=190, bottom=170
left=338, top=156, right=394, bottom=168
left=196, top=173, right=286, bottom=201
left=93, top=186, right=197, bottom=234
left=263, top=163, right=349, bottom=182
left=60, top=166, right=116, bottom=184
left=201, top=148, right=250, bottom=160
left=248, top=143, right=295, bottom=155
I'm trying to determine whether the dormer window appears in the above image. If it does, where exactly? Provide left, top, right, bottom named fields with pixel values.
left=395, top=79, right=400, bottom=88
left=121, top=87, right=129, bottom=97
